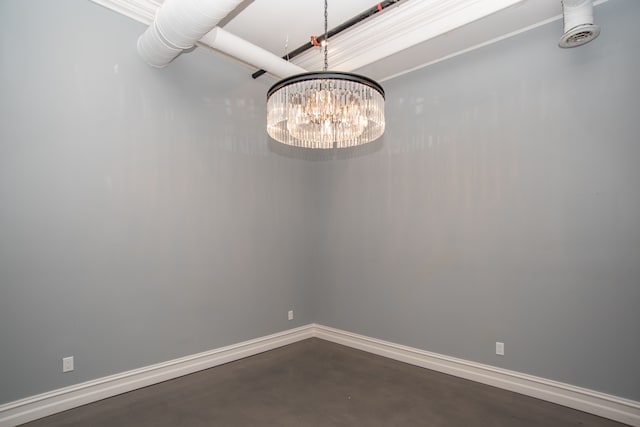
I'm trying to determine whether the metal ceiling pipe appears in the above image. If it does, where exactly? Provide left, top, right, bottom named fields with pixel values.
left=137, top=0, right=244, bottom=67
left=251, top=0, right=401, bottom=79
left=200, top=28, right=307, bottom=78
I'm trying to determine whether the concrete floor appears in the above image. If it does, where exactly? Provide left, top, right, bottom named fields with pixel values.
left=23, top=338, right=626, bottom=426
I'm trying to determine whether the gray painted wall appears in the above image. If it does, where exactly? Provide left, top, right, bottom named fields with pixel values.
left=1, top=0, right=638, bottom=408
left=0, top=1, right=314, bottom=404
left=311, top=0, right=640, bottom=401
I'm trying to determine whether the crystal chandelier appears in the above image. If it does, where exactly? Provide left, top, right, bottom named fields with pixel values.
left=266, top=1, right=385, bottom=149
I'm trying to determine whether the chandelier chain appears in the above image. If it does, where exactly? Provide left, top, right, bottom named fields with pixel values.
left=323, top=0, right=328, bottom=72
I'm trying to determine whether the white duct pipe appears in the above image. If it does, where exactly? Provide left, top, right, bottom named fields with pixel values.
left=136, top=0, right=307, bottom=78
left=137, top=22, right=183, bottom=67
left=200, top=28, right=307, bottom=78
left=559, top=0, right=600, bottom=48
left=562, top=0, right=595, bottom=32
left=137, top=0, right=244, bottom=67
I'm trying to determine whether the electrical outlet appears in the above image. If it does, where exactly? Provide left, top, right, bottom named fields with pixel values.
left=288, top=310, right=293, bottom=321
left=63, top=356, right=74, bottom=372
left=496, top=342, right=505, bottom=356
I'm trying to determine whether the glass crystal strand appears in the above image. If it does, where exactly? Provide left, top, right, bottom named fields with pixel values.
left=268, top=77, right=384, bottom=148
left=324, top=0, right=328, bottom=72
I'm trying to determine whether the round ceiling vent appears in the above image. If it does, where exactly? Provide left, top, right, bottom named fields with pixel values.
left=559, top=23, right=601, bottom=48
left=558, top=0, right=600, bottom=49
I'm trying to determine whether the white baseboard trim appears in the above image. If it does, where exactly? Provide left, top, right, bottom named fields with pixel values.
left=0, top=325, right=314, bottom=427
left=312, top=324, right=640, bottom=426
left=2, top=324, right=638, bottom=426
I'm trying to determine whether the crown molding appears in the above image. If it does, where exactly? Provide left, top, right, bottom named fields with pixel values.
left=89, top=0, right=159, bottom=26
left=292, top=0, right=525, bottom=72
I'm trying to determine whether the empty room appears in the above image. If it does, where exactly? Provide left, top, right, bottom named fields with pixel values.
left=1, top=0, right=639, bottom=425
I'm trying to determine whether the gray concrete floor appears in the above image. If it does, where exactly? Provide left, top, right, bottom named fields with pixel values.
left=23, top=338, right=626, bottom=426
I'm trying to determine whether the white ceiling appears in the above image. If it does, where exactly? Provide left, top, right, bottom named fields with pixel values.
left=222, top=0, right=382, bottom=56
left=92, top=0, right=610, bottom=82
